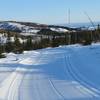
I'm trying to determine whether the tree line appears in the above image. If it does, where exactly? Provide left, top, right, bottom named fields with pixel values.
left=0, top=27, right=100, bottom=58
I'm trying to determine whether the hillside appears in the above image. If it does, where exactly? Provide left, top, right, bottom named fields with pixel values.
left=0, top=21, right=71, bottom=35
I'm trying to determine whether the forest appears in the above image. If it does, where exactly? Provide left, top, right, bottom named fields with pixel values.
left=0, top=26, right=100, bottom=58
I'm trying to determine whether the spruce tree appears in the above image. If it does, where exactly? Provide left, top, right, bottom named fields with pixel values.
left=13, top=35, right=22, bottom=53
left=0, top=45, right=5, bottom=58
left=25, top=36, right=33, bottom=50
left=5, top=34, right=14, bottom=53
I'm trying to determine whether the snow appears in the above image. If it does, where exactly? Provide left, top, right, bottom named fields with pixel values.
left=0, top=44, right=100, bottom=99
left=20, top=32, right=37, bottom=36
left=0, top=34, right=7, bottom=44
left=8, top=22, right=25, bottom=29
left=0, top=22, right=40, bottom=36
left=50, top=28, right=69, bottom=33
left=0, top=22, right=25, bottom=30
left=22, top=29, right=40, bottom=33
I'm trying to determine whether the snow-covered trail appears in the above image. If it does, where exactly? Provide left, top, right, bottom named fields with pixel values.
left=0, top=45, right=100, bottom=100
left=0, top=67, right=25, bottom=100
left=69, top=45, right=100, bottom=95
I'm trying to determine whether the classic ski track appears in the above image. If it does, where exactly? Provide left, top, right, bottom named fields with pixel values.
left=18, top=72, right=29, bottom=100
left=65, top=49, right=100, bottom=99
left=13, top=72, right=27, bottom=100
left=41, top=51, right=66, bottom=100
left=35, top=49, right=92, bottom=100
left=18, top=51, right=65, bottom=100
left=30, top=74, right=65, bottom=100
left=2, top=47, right=100, bottom=100
left=48, top=79, right=65, bottom=100
left=63, top=55, right=91, bottom=97
left=69, top=48, right=100, bottom=96
left=7, top=71, right=18, bottom=100
left=32, top=51, right=66, bottom=100
left=7, top=69, right=25, bottom=100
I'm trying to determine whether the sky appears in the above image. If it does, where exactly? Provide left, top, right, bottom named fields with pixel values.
left=0, top=0, right=100, bottom=24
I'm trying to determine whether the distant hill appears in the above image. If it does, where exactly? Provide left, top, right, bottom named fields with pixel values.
left=0, top=21, right=73, bottom=36
left=59, top=22, right=100, bottom=28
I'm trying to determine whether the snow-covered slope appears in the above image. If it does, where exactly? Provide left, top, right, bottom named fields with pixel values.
left=0, top=44, right=100, bottom=100
left=0, top=21, right=71, bottom=36
left=50, top=27, right=69, bottom=33
left=0, top=21, right=41, bottom=34
left=0, top=22, right=25, bottom=31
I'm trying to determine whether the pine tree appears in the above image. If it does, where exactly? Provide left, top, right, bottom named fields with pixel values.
left=97, top=24, right=100, bottom=32
left=0, top=45, right=2, bottom=57
left=25, top=36, right=33, bottom=50
left=0, top=45, right=5, bottom=58
left=13, top=35, right=23, bottom=53
left=5, top=34, right=14, bottom=53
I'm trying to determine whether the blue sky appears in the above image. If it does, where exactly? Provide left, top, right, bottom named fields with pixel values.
left=0, top=0, right=100, bottom=24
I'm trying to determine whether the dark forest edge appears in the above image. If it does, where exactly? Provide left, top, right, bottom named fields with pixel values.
left=0, top=26, right=100, bottom=58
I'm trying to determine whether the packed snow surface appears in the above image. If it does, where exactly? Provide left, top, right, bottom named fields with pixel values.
left=0, top=44, right=100, bottom=100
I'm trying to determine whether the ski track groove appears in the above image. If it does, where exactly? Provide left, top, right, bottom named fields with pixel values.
left=6, top=68, right=25, bottom=100
left=7, top=71, right=18, bottom=100
left=64, top=49, right=100, bottom=99
left=17, top=72, right=26, bottom=100
left=2, top=47, right=100, bottom=100
left=64, top=56, right=94, bottom=100
left=67, top=56, right=100, bottom=99
left=40, top=50, right=66, bottom=100
left=48, top=79, right=66, bottom=100
left=33, top=51, right=66, bottom=100
left=66, top=56, right=95, bottom=99
left=69, top=48, right=100, bottom=96
left=31, top=74, right=40, bottom=100
left=71, top=48, right=100, bottom=94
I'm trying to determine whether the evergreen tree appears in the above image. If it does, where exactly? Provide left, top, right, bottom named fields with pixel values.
left=0, top=45, right=2, bottom=56
left=25, top=36, right=33, bottom=50
left=5, top=34, right=14, bottom=53
left=0, top=45, right=5, bottom=58
left=13, top=35, right=23, bottom=53
left=97, top=24, right=100, bottom=32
